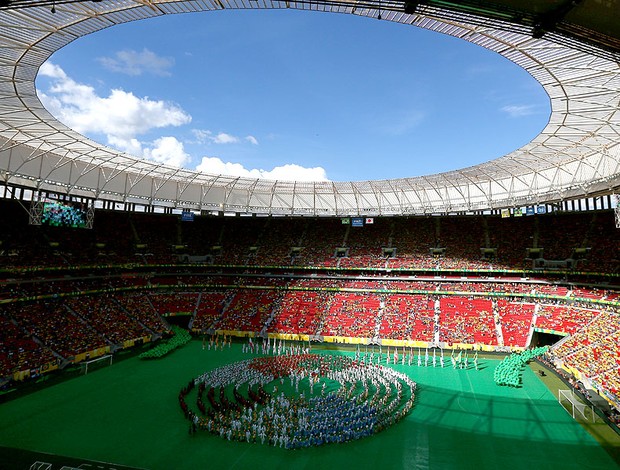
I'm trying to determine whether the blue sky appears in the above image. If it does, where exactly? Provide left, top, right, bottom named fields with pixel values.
left=36, top=9, right=550, bottom=182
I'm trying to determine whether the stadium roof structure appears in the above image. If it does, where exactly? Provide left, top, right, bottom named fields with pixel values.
left=0, top=0, right=619, bottom=216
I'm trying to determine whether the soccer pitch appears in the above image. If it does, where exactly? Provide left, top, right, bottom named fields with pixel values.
left=0, top=341, right=618, bottom=470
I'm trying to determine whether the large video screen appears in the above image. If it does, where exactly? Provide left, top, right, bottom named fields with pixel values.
left=42, top=201, right=88, bottom=228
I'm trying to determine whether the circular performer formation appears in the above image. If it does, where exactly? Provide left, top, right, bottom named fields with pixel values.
left=178, top=353, right=416, bottom=449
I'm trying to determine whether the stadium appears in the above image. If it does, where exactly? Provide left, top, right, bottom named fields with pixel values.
left=1, top=1, right=620, bottom=469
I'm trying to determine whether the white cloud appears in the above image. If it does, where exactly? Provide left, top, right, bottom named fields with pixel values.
left=105, top=135, right=189, bottom=167
left=191, top=129, right=259, bottom=146
left=143, top=136, right=190, bottom=167
left=196, top=157, right=328, bottom=182
left=39, top=62, right=67, bottom=80
left=37, top=61, right=192, bottom=167
left=501, top=104, right=536, bottom=118
left=213, top=132, right=239, bottom=144
left=107, top=135, right=143, bottom=156
left=190, top=129, right=211, bottom=143
left=37, top=62, right=320, bottom=179
left=97, top=48, right=174, bottom=76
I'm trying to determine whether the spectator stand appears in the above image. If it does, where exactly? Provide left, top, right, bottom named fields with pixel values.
left=8, top=300, right=110, bottom=367
left=0, top=313, right=58, bottom=382
left=552, top=310, right=620, bottom=410
left=114, top=293, right=170, bottom=337
left=496, top=299, right=536, bottom=348
left=66, top=295, right=151, bottom=349
left=190, top=291, right=231, bottom=333
left=535, top=304, right=600, bottom=337
left=438, top=296, right=498, bottom=348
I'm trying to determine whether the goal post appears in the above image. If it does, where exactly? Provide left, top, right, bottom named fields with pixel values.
left=558, top=389, right=594, bottom=422
left=80, top=354, right=113, bottom=375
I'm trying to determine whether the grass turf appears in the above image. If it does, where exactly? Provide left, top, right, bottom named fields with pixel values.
left=0, top=341, right=618, bottom=470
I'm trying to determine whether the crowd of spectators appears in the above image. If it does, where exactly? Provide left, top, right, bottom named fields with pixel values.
left=214, top=290, right=282, bottom=332
left=67, top=296, right=151, bottom=345
left=534, top=285, right=570, bottom=297
left=7, top=301, right=108, bottom=358
left=149, top=293, right=200, bottom=317
left=436, top=281, right=533, bottom=294
left=251, top=218, right=307, bottom=266
left=267, top=290, right=331, bottom=335
left=191, top=292, right=229, bottom=332
left=338, top=219, right=391, bottom=269
left=439, top=297, right=497, bottom=346
left=114, top=293, right=170, bottom=335
left=496, top=300, right=535, bottom=348
left=294, top=218, right=345, bottom=267
left=535, top=304, right=599, bottom=335
left=552, top=311, right=620, bottom=399
left=536, top=213, right=589, bottom=261
left=2, top=274, right=619, bottom=410
left=486, top=215, right=535, bottom=268
left=0, top=314, right=57, bottom=378
left=570, top=286, right=608, bottom=300
left=1, top=198, right=619, bottom=272
left=378, top=294, right=435, bottom=341
left=321, top=293, right=381, bottom=338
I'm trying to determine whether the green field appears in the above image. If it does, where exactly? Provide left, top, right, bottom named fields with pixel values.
left=0, top=341, right=618, bottom=470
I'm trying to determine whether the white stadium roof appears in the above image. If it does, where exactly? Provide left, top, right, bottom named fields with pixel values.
left=0, top=0, right=619, bottom=215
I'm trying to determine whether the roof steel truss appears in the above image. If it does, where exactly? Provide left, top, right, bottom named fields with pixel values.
left=0, top=1, right=619, bottom=215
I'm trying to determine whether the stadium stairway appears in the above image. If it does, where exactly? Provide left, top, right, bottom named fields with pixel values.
left=493, top=300, right=506, bottom=346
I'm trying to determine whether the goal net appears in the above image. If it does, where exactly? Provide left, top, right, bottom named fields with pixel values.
left=558, top=389, right=594, bottom=421
left=79, top=354, right=113, bottom=375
